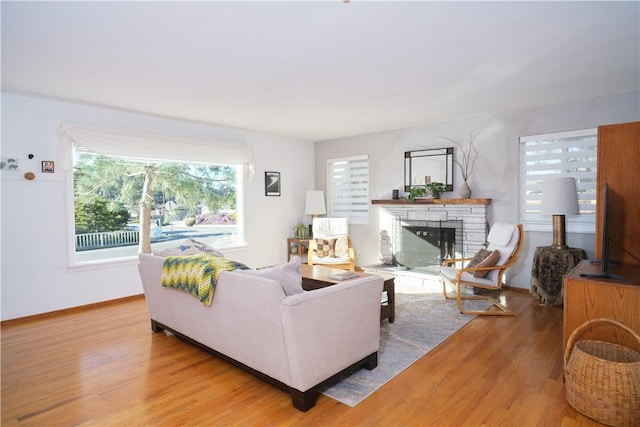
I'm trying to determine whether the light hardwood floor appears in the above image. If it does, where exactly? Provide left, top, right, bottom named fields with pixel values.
left=2, top=289, right=604, bottom=426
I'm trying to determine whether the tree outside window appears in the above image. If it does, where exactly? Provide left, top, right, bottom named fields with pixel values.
left=73, top=152, right=241, bottom=263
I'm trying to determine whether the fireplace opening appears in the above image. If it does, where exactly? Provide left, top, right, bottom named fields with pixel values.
left=392, top=219, right=463, bottom=273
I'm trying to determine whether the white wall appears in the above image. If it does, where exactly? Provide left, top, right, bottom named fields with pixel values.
left=0, top=93, right=315, bottom=320
left=3, top=91, right=637, bottom=320
left=315, top=91, right=640, bottom=289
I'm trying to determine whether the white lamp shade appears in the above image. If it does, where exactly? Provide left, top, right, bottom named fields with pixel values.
left=304, top=190, right=326, bottom=215
left=541, top=177, right=579, bottom=215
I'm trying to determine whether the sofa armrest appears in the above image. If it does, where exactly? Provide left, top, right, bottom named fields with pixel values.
left=279, top=276, right=383, bottom=391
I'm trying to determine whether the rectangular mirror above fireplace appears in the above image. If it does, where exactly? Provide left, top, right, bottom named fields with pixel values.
left=404, top=147, right=454, bottom=192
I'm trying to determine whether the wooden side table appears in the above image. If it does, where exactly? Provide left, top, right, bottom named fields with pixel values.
left=530, top=246, right=587, bottom=306
left=287, top=238, right=310, bottom=262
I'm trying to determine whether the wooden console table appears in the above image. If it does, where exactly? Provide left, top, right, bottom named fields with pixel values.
left=300, top=264, right=395, bottom=323
left=563, top=260, right=640, bottom=353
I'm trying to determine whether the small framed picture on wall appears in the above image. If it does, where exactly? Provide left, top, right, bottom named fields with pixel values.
left=265, top=171, right=281, bottom=196
left=41, top=161, right=55, bottom=173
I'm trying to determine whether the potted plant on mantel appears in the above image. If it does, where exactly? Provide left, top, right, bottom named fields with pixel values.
left=427, top=182, right=446, bottom=199
left=409, top=182, right=446, bottom=203
left=408, top=187, right=427, bottom=203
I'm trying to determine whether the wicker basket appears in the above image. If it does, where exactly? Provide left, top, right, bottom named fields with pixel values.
left=564, top=318, right=640, bottom=427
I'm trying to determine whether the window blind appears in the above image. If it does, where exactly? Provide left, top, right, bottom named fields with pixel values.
left=58, top=122, right=253, bottom=171
left=327, top=155, right=369, bottom=225
left=519, top=129, right=597, bottom=232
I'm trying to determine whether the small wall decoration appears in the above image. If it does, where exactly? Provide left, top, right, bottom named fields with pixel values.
left=265, top=171, right=281, bottom=196
left=41, top=161, right=55, bottom=173
left=0, top=158, right=18, bottom=171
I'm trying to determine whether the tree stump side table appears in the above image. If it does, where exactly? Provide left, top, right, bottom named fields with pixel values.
left=530, top=246, right=587, bottom=306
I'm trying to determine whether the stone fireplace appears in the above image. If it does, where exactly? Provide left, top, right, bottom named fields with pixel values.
left=371, top=198, right=491, bottom=275
left=393, top=219, right=463, bottom=273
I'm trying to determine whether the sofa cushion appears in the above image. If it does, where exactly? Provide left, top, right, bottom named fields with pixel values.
left=153, top=238, right=225, bottom=258
left=239, top=256, right=303, bottom=296
left=315, top=238, right=335, bottom=258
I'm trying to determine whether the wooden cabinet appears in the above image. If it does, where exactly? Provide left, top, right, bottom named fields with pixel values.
left=595, top=121, right=640, bottom=265
left=563, top=260, right=640, bottom=353
left=562, top=121, right=640, bottom=354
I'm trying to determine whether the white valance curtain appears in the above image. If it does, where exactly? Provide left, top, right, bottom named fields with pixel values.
left=58, top=123, right=254, bottom=175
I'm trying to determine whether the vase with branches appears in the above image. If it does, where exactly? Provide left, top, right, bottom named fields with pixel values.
left=440, top=131, right=478, bottom=199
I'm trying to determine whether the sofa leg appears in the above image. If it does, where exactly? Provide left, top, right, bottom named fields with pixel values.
left=364, top=352, right=378, bottom=370
left=150, top=319, right=164, bottom=333
left=291, top=389, right=319, bottom=412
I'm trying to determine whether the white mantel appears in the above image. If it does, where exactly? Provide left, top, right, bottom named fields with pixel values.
left=372, top=199, right=492, bottom=259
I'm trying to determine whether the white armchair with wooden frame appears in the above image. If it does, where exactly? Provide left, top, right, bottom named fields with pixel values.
left=307, top=217, right=356, bottom=272
left=441, top=222, right=524, bottom=316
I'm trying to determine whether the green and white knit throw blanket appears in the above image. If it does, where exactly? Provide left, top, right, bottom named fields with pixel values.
left=161, top=253, right=249, bottom=305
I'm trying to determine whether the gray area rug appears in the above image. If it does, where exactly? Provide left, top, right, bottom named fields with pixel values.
left=320, top=278, right=489, bottom=407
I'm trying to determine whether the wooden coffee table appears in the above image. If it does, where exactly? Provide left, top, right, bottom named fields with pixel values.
left=300, top=264, right=395, bottom=323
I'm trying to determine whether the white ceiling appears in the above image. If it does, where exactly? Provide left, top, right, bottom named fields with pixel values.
left=2, top=1, right=639, bottom=141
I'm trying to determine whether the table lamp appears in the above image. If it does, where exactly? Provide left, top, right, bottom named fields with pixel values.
left=542, top=177, right=579, bottom=250
left=304, top=190, right=326, bottom=237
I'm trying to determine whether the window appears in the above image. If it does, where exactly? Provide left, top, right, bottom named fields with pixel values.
left=327, top=155, right=369, bottom=224
left=519, top=129, right=597, bottom=233
left=59, top=123, right=252, bottom=266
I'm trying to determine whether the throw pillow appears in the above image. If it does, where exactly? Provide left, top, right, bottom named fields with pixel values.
left=468, top=249, right=501, bottom=278
left=153, top=238, right=225, bottom=258
left=334, top=237, right=349, bottom=258
left=239, top=256, right=303, bottom=296
left=180, top=238, right=225, bottom=257
left=466, top=248, right=492, bottom=269
left=315, top=238, right=335, bottom=258
left=153, top=246, right=187, bottom=257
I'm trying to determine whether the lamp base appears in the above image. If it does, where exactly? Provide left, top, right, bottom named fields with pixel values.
left=551, top=214, right=569, bottom=250
left=550, top=243, right=569, bottom=250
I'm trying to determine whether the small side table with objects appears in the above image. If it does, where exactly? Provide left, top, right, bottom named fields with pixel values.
left=530, top=246, right=587, bottom=306
left=287, top=238, right=310, bottom=262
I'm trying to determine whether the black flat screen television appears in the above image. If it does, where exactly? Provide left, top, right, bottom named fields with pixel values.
left=580, top=182, right=625, bottom=281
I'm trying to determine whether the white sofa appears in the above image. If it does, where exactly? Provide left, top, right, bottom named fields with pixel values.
left=138, top=254, right=383, bottom=411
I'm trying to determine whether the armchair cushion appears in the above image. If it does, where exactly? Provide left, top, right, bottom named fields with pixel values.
left=313, top=218, right=349, bottom=238
left=485, top=222, right=520, bottom=282
left=441, top=266, right=496, bottom=286
left=487, top=222, right=516, bottom=246
left=309, top=218, right=355, bottom=271
left=310, top=256, right=351, bottom=264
